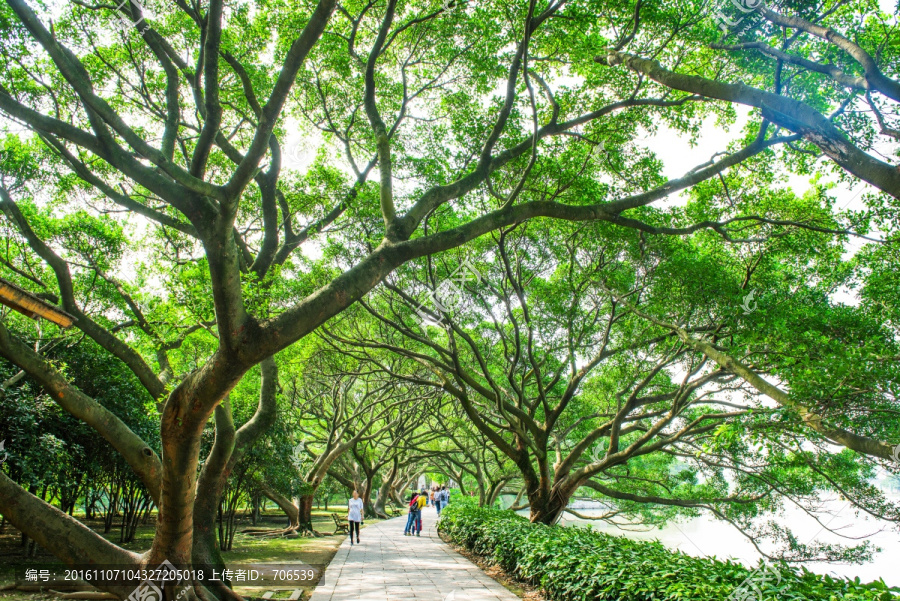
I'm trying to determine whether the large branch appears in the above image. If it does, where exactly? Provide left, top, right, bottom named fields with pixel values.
left=232, top=357, right=279, bottom=459
left=710, top=42, right=867, bottom=92
left=46, top=137, right=198, bottom=236
left=582, top=479, right=764, bottom=508
left=364, top=0, right=398, bottom=234
left=759, top=7, right=900, bottom=102
left=676, top=331, right=897, bottom=461
left=194, top=357, right=277, bottom=529
left=256, top=117, right=776, bottom=364
left=596, top=51, right=900, bottom=200
left=193, top=399, right=236, bottom=547
left=0, top=321, right=162, bottom=503
left=5, top=0, right=225, bottom=202
left=613, top=299, right=898, bottom=462
left=132, top=7, right=182, bottom=160
left=0, top=472, right=140, bottom=592
left=223, top=0, right=338, bottom=201
left=393, top=97, right=705, bottom=239
left=0, top=86, right=202, bottom=215
left=190, top=0, right=224, bottom=180
left=252, top=206, right=686, bottom=365
left=255, top=480, right=299, bottom=529
left=0, top=187, right=167, bottom=399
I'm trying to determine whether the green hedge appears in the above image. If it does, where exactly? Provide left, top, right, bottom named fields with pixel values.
left=437, top=502, right=899, bottom=601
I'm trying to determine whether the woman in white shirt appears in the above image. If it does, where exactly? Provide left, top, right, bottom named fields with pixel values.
left=347, top=490, right=364, bottom=545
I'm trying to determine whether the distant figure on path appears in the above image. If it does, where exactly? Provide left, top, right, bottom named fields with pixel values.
left=433, top=485, right=441, bottom=516
left=404, top=490, right=423, bottom=536
left=348, top=490, right=363, bottom=546
left=436, top=485, right=449, bottom=517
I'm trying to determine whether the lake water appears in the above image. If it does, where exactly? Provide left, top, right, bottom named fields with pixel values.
left=509, top=481, right=900, bottom=587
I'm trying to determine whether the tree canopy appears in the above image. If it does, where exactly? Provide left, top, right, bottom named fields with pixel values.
left=0, top=0, right=898, bottom=598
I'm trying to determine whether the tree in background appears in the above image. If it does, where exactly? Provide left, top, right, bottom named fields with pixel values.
left=327, top=215, right=897, bottom=560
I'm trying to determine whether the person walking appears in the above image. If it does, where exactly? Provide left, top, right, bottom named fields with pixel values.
left=347, top=490, right=363, bottom=546
left=404, top=490, right=421, bottom=536
left=414, top=488, right=427, bottom=535
left=436, top=485, right=448, bottom=517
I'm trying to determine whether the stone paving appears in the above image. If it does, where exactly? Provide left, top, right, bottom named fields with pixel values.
left=308, top=508, right=520, bottom=601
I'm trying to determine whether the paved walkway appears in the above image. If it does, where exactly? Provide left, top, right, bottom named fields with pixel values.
left=309, top=509, right=520, bottom=601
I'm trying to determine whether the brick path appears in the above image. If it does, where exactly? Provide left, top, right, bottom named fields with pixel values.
left=308, top=510, right=520, bottom=601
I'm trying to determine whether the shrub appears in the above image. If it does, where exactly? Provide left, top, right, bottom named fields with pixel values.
left=437, top=502, right=899, bottom=601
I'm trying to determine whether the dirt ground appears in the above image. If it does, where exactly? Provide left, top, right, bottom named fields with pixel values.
left=0, top=509, right=370, bottom=601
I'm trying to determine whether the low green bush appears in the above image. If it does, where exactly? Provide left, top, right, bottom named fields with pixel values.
left=437, top=501, right=899, bottom=601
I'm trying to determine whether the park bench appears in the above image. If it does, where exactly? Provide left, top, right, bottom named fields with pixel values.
left=331, top=513, right=349, bottom=535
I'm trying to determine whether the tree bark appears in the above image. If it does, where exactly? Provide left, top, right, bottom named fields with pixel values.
left=192, top=403, right=235, bottom=591
left=193, top=357, right=277, bottom=591
left=361, top=477, right=376, bottom=519
left=297, top=495, right=315, bottom=534
left=527, top=486, right=568, bottom=525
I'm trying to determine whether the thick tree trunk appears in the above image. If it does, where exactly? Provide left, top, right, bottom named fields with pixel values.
left=259, top=484, right=300, bottom=530
left=193, top=359, right=277, bottom=597
left=528, top=495, right=565, bottom=525
left=297, top=494, right=316, bottom=534
left=373, top=481, right=393, bottom=518
left=373, top=460, right=397, bottom=518
left=149, top=349, right=276, bottom=569
left=390, top=489, right=404, bottom=507
left=192, top=403, right=236, bottom=593
left=361, top=478, right=376, bottom=519
left=527, top=480, right=576, bottom=525
left=149, top=374, right=220, bottom=567
left=250, top=494, right=260, bottom=525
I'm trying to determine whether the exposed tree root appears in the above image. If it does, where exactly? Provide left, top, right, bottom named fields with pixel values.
left=240, top=527, right=282, bottom=534
left=241, top=524, right=324, bottom=538
left=295, top=521, right=324, bottom=537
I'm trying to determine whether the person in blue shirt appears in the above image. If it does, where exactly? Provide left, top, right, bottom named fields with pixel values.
left=436, top=485, right=449, bottom=516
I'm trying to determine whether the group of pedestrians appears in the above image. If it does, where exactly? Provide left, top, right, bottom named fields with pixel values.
left=404, top=485, right=449, bottom=536
left=344, top=484, right=451, bottom=546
